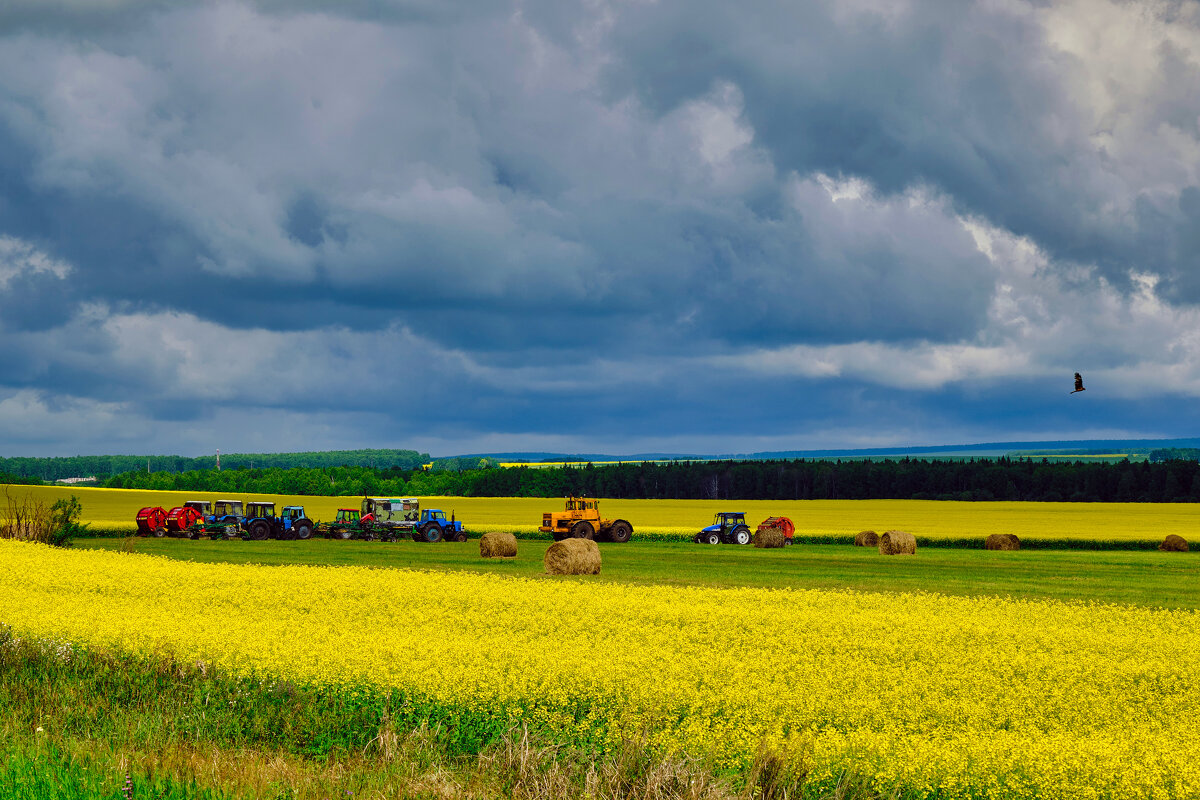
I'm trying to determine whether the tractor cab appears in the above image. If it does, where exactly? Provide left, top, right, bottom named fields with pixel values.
left=695, top=512, right=752, bottom=545
left=713, top=512, right=746, bottom=532
left=246, top=501, right=276, bottom=518
left=335, top=509, right=360, bottom=523
left=213, top=499, right=244, bottom=520
left=184, top=500, right=212, bottom=516
left=566, top=497, right=597, bottom=515
left=282, top=506, right=306, bottom=521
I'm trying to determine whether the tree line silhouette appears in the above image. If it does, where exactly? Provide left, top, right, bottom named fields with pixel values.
left=99, top=457, right=1200, bottom=502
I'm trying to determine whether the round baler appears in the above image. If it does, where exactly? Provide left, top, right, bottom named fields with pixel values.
left=135, top=506, right=168, bottom=537
left=165, top=505, right=205, bottom=538
left=755, top=516, right=795, bottom=545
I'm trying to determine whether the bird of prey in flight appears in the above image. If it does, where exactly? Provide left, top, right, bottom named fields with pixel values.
left=1071, top=373, right=1085, bottom=394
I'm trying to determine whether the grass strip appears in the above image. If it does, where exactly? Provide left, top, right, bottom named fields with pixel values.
left=0, top=631, right=828, bottom=800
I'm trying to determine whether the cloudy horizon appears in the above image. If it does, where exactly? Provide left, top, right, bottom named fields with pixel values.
left=2, top=0, right=1200, bottom=457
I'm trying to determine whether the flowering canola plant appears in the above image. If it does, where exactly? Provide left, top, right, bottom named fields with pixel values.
left=2, top=539, right=1199, bottom=798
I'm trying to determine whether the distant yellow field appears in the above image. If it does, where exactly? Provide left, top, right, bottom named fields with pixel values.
left=2, top=484, right=1196, bottom=540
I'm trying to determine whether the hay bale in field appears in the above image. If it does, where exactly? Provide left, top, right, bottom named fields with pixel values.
left=754, top=527, right=786, bottom=548
left=854, top=530, right=878, bottom=547
left=544, top=537, right=601, bottom=575
left=1159, top=534, right=1189, bottom=552
left=985, top=533, right=1021, bottom=551
left=878, top=530, right=916, bottom=556
left=480, top=531, right=518, bottom=558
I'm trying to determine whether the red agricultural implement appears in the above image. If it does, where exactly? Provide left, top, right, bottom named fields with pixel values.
left=756, top=516, right=795, bottom=544
left=135, top=506, right=168, bottom=537
left=165, top=505, right=205, bottom=538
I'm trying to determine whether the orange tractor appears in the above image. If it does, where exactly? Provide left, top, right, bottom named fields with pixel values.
left=539, top=496, right=633, bottom=542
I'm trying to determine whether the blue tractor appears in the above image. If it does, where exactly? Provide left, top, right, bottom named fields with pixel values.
left=694, top=512, right=753, bottom=545
left=410, top=508, right=466, bottom=543
left=241, top=502, right=314, bottom=541
left=184, top=499, right=245, bottom=540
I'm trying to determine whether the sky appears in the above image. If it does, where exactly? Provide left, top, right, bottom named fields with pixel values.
left=2, top=0, right=1200, bottom=457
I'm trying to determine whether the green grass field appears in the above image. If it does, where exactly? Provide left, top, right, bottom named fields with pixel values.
left=77, top=536, right=1200, bottom=610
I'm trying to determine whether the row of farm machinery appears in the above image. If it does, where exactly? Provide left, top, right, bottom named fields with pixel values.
left=134, top=494, right=793, bottom=546
left=134, top=497, right=466, bottom=542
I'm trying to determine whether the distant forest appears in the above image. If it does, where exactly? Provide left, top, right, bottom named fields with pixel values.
left=0, top=449, right=430, bottom=481
left=98, top=457, right=1200, bottom=502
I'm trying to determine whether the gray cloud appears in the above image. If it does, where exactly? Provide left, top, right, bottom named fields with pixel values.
left=0, top=0, right=1198, bottom=455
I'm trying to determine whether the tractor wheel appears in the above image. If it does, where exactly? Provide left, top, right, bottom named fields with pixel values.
left=249, top=521, right=269, bottom=541
left=420, top=523, right=444, bottom=543
left=608, top=521, right=632, bottom=544
left=733, top=526, right=751, bottom=545
left=153, top=527, right=166, bottom=538
left=294, top=519, right=313, bottom=540
left=705, top=531, right=721, bottom=545
left=570, top=521, right=595, bottom=539
left=453, top=530, right=467, bottom=542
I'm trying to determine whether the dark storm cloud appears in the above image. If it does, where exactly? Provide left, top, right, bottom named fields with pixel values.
left=574, top=0, right=1200, bottom=296
left=0, top=1, right=997, bottom=348
left=0, top=0, right=1197, bottom=455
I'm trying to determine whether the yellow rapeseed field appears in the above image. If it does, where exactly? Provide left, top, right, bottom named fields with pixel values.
left=2, top=540, right=1198, bottom=798
left=3, top=484, right=1198, bottom=541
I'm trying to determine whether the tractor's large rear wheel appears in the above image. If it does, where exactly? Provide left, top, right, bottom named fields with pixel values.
left=608, top=521, right=632, bottom=543
left=249, top=521, right=269, bottom=541
left=420, top=523, right=443, bottom=543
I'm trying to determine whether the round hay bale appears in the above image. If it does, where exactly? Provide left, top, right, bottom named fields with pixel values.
left=754, top=527, right=786, bottom=548
left=984, top=533, right=1021, bottom=551
left=480, top=531, right=518, bottom=558
left=1159, top=534, right=1189, bottom=552
left=854, top=530, right=878, bottom=547
left=544, top=537, right=601, bottom=575
left=878, top=530, right=916, bottom=556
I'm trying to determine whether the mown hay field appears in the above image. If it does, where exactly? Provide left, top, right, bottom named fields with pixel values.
left=2, top=540, right=1198, bottom=799
left=4, top=484, right=1200, bottom=541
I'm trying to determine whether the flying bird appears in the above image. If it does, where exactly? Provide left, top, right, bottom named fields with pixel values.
left=1071, top=372, right=1085, bottom=394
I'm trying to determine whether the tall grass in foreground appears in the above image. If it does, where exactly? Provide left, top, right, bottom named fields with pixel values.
left=0, top=629, right=821, bottom=799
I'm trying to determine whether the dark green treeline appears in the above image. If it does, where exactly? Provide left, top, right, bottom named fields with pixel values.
left=0, top=449, right=429, bottom=482
left=100, top=457, right=1200, bottom=502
